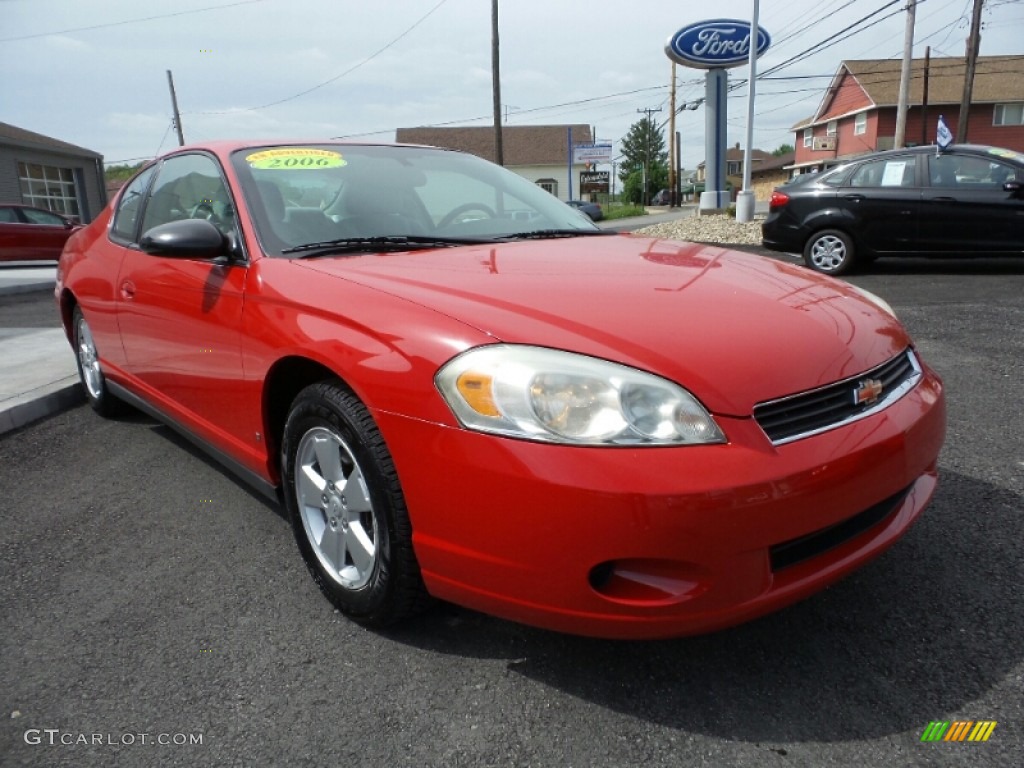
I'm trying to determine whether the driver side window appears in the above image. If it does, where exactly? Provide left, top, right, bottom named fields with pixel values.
left=140, top=154, right=237, bottom=238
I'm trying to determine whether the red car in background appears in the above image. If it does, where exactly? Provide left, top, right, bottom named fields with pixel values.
left=0, top=203, right=81, bottom=262
left=55, top=140, right=945, bottom=639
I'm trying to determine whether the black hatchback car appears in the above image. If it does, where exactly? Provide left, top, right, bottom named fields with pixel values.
left=761, top=144, right=1024, bottom=275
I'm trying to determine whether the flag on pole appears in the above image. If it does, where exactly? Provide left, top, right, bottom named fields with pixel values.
left=936, top=114, right=953, bottom=152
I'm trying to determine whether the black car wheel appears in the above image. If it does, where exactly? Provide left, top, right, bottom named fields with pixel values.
left=804, top=229, right=857, bottom=276
left=281, top=381, right=428, bottom=626
left=72, top=305, right=125, bottom=416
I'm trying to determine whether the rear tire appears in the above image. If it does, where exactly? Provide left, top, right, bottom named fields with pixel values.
left=281, top=381, right=428, bottom=626
left=72, top=306, right=125, bottom=416
left=803, top=229, right=857, bottom=276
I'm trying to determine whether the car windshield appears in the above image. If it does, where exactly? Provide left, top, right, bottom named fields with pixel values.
left=230, top=143, right=599, bottom=257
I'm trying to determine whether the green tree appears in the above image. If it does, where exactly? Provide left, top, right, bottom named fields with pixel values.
left=772, top=143, right=795, bottom=157
left=621, top=169, right=645, bottom=206
left=619, top=118, right=668, bottom=205
left=105, top=162, right=146, bottom=183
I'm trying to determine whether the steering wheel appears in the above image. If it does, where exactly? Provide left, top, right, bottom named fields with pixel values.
left=189, top=202, right=216, bottom=221
left=437, top=203, right=497, bottom=229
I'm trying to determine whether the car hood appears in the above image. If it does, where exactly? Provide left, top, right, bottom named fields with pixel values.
left=292, top=235, right=910, bottom=416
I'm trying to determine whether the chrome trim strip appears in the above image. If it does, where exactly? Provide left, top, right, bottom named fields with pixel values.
left=759, top=349, right=922, bottom=447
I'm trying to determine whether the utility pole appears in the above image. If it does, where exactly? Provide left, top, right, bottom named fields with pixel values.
left=894, top=0, right=917, bottom=149
left=921, top=46, right=931, bottom=145
left=958, top=0, right=984, bottom=142
left=669, top=63, right=677, bottom=207
left=491, top=0, right=504, bottom=166
left=636, top=107, right=662, bottom=205
left=166, top=69, right=185, bottom=146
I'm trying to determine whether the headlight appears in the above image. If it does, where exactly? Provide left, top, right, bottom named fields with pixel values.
left=435, top=345, right=725, bottom=446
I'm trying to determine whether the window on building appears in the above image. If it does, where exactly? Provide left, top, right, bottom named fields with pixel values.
left=18, top=162, right=81, bottom=217
left=803, top=127, right=812, bottom=148
left=727, top=161, right=741, bottom=175
left=993, top=102, right=1024, bottom=126
left=854, top=112, right=867, bottom=135
left=536, top=179, right=558, bottom=196
left=826, top=120, right=838, bottom=137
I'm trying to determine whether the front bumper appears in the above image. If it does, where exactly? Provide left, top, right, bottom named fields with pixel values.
left=375, top=363, right=945, bottom=639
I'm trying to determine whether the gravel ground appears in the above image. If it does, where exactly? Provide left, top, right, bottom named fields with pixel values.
left=634, top=213, right=766, bottom=246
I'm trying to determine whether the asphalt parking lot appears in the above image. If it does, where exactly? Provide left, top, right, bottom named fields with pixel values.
left=1, top=252, right=1022, bottom=767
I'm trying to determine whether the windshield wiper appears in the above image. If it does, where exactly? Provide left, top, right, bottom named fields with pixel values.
left=282, top=234, right=493, bottom=256
left=492, top=228, right=617, bottom=241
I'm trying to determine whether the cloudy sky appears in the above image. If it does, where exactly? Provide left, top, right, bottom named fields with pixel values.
left=2, top=0, right=1022, bottom=171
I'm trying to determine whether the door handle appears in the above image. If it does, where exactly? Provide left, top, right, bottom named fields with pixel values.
left=120, top=280, right=135, bottom=300
left=843, top=194, right=864, bottom=202
left=928, top=196, right=956, bottom=202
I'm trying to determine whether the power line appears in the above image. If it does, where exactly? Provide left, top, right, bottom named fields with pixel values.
left=190, top=0, right=450, bottom=115
left=332, top=85, right=667, bottom=139
left=758, top=0, right=906, bottom=79
left=0, top=0, right=269, bottom=43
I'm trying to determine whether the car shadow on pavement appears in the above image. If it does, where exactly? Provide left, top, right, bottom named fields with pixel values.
left=148, top=421, right=286, bottom=519
left=383, top=468, right=1022, bottom=744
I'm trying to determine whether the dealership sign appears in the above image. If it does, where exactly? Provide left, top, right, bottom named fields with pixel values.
left=572, top=143, right=613, bottom=164
left=665, top=19, right=771, bottom=69
left=580, top=171, right=610, bottom=192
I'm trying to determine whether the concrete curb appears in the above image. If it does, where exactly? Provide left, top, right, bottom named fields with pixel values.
left=0, top=381, right=84, bottom=436
left=0, top=281, right=55, bottom=297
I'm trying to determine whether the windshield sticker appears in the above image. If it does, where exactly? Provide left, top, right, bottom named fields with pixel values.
left=988, top=148, right=1023, bottom=162
left=246, top=148, right=346, bottom=170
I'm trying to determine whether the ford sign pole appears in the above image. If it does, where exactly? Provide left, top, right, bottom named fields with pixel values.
left=736, top=0, right=760, bottom=223
left=666, top=20, right=770, bottom=215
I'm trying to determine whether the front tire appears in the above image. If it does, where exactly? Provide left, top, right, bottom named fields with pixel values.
left=803, top=229, right=857, bottom=276
left=72, top=306, right=124, bottom=416
left=281, top=381, right=428, bottom=626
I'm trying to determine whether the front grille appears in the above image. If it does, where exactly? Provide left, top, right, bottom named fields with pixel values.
left=754, top=349, right=920, bottom=445
left=769, top=485, right=911, bottom=572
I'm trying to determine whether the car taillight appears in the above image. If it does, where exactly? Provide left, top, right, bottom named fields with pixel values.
left=768, top=190, right=789, bottom=210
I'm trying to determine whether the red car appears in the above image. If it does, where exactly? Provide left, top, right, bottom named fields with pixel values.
left=0, top=203, right=81, bottom=261
left=55, top=141, right=946, bottom=639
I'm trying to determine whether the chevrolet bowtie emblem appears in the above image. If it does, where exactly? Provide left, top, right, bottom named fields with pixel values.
left=854, top=378, right=883, bottom=405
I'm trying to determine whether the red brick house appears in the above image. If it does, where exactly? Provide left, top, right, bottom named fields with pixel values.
left=791, top=55, right=1024, bottom=174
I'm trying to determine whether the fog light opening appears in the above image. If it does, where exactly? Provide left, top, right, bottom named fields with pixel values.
left=588, top=559, right=710, bottom=606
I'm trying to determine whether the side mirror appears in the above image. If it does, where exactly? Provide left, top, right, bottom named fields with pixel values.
left=140, top=219, right=230, bottom=259
left=1003, top=180, right=1022, bottom=194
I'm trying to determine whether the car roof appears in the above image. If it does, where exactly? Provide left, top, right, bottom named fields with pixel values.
left=155, top=138, right=458, bottom=163
left=833, top=143, right=1024, bottom=167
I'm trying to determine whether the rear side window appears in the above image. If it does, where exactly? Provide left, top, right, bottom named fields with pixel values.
left=848, top=156, right=917, bottom=188
left=110, top=166, right=156, bottom=242
left=22, top=208, right=66, bottom=226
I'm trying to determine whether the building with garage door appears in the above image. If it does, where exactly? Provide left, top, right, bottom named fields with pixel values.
left=0, top=122, right=106, bottom=223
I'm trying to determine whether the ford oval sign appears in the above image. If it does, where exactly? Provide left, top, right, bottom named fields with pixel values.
left=666, top=19, right=771, bottom=70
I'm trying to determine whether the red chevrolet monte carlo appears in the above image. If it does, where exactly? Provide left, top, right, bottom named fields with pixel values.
left=55, top=141, right=946, bottom=639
